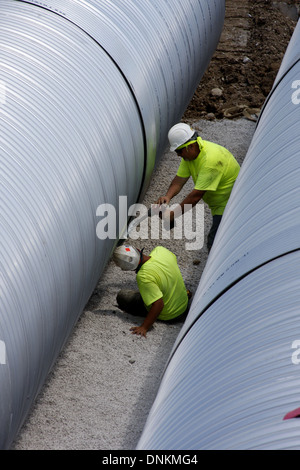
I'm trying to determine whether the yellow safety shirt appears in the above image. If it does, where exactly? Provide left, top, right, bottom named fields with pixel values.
left=136, top=246, right=188, bottom=321
left=177, top=137, right=240, bottom=215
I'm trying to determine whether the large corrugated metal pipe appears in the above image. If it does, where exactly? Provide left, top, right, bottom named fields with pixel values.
left=137, top=19, right=300, bottom=450
left=0, top=0, right=225, bottom=450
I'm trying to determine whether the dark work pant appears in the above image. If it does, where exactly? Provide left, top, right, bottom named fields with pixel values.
left=207, top=215, right=222, bottom=252
left=116, top=289, right=191, bottom=323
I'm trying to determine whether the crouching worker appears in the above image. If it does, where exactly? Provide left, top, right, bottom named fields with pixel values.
left=113, top=244, right=192, bottom=337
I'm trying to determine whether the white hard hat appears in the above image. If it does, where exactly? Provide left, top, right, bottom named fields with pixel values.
left=113, top=245, right=140, bottom=271
left=168, top=123, right=195, bottom=151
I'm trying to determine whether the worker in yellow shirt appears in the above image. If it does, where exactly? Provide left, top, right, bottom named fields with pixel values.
left=156, top=122, right=240, bottom=251
left=113, top=244, right=191, bottom=337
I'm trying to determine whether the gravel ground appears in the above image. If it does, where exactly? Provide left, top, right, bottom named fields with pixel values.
left=12, top=118, right=256, bottom=450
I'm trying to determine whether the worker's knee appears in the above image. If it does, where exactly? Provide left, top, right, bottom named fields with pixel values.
left=116, top=289, right=147, bottom=316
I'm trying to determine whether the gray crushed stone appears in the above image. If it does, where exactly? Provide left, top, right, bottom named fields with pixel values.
left=12, top=118, right=256, bottom=450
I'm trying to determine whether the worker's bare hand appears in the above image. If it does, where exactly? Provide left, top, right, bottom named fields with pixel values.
left=161, top=208, right=174, bottom=221
left=149, top=204, right=162, bottom=216
left=155, top=196, right=171, bottom=206
left=130, top=325, right=147, bottom=337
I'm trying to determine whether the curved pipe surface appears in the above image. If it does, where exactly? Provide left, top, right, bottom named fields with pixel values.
left=0, top=0, right=225, bottom=449
left=137, top=19, right=300, bottom=450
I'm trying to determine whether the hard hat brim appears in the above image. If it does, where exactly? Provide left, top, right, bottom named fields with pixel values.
left=170, top=144, right=179, bottom=152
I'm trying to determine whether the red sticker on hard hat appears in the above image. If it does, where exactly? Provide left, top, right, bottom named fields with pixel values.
left=125, top=247, right=130, bottom=251
left=283, top=407, right=300, bottom=420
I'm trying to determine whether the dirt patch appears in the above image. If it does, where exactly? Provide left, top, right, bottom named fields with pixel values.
left=184, top=0, right=299, bottom=121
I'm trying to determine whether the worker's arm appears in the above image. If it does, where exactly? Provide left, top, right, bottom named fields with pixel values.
left=179, top=188, right=206, bottom=213
left=163, top=188, right=206, bottom=223
left=156, top=175, right=189, bottom=205
left=130, top=297, right=164, bottom=338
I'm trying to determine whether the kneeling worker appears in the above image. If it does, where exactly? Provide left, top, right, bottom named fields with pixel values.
left=113, top=244, right=191, bottom=337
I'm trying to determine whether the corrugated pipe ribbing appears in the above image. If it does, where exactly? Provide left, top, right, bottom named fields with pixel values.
left=137, top=19, right=300, bottom=450
left=0, top=0, right=225, bottom=450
